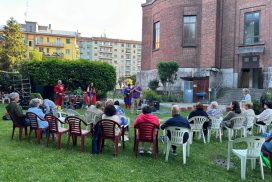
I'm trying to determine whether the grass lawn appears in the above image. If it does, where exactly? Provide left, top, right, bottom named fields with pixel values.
left=0, top=103, right=271, bottom=182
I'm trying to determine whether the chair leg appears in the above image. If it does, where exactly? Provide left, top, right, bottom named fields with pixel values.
left=241, top=157, right=247, bottom=180
left=165, top=142, right=170, bottom=162
left=37, top=129, right=42, bottom=144
left=11, top=126, right=15, bottom=139
left=80, top=136, right=85, bottom=152
left=46, top=132, right=50, bottom=147
left=202, top=130, right=206, bottom=144
left=219, top=129, right=222, bottom=143
left=207, top=129, right=211, bottom=143
left=24, top=127, right=28, bottom=136
left=67, top=134, right=71, bottom=148
left=57, top=133, right=61, bottom=149
left=153, top=141, right=157, bottom=160
left=28, top=129, right=33, bottom=143
left=19, top=127, right=23, bottom=142
left=259, top=156, right=264, bottom=180
left=135, top=141, right=139, bottom=158
left=186, top=142, right=190, bottom=157
left=183, top=144, right=187, bottom=164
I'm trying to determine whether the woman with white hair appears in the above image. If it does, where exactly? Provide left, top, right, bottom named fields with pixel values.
left=27, top=98, right=48, bottom=129
left=6, top=92, right=29, bottom=126
left=207, top=101, right=224, bottom=119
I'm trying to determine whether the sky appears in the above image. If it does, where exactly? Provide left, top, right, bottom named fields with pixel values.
left=0, top=0, right=146, bottom=40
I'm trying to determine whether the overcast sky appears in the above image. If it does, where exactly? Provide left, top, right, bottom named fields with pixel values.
left=0, top=0, right=146, bottom=40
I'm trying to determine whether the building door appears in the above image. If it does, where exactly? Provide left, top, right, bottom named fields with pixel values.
left=192, top=77, right=209, bottom=102
left=241, top=69, right=250, bottom=88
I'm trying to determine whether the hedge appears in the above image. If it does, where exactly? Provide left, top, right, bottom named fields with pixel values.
left=0, top=71, right=21, bottom=93
left=20, top=59, right=116, bottom=97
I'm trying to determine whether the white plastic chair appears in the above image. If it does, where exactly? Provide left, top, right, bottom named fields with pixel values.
left=255, top=115, right=272, bottom=133
left=225, top=116, right=246, bottom=141
left=188, top=116, right=209, bottom=144
left=53, top=110, right=68, bottom=128
left=245, top=115, right=255, bottom=136
left=163, top=127, right=190, bottom=164
left=227, top=136, right=265, bottom=180
left=63, top=109, right=84, bottom=120
left=207, top=117, right=223, bottom=143
left=84, top=110, right=101, bottom=131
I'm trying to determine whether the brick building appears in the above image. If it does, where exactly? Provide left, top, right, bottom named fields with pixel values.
left=139, top=0, right=272, bottom=100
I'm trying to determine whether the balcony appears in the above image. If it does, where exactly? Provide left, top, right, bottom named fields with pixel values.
left=43, top=52, right=64, bottom=58
left=36, top=41, right=64, bottom=48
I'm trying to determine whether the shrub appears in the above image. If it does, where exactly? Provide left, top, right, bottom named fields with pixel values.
left=161, top=93, right=182, bottom=102
left=0, top=71, right=20, bottom=93
left=148, top=79, right=159, bottom=91
left=143, top=90, right=161, bottom=102
left=19, top=59, right=116, bottom=97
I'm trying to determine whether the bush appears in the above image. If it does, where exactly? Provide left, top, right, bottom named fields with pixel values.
left=0, top=71, right=20, bottom=93
left=161, top=93, right=182, bottom=102
left=252, top=99, right=262, bottom=115
left=19, top=59, right=116, bottom=97
left=30, top=93, right=43, bottom=99
left=143, top=90, right=161, bottom=102
left=148, top=79, right=159, bottom=91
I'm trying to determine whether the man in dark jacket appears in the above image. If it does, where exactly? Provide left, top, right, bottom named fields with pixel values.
left=6, top=92, right=29, bottom=126
left=161, top=105, right=190, bottom=155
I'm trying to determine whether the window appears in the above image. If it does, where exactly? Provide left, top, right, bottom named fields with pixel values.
left=243, top=57, right=249, bottom=62
left=244, top=12, right=260, bottom=44
left=183, top=16, right=196, bottom=46
left=29, top=41, right=32, bottom=47
left=39, top=47, right=44, bottom=52
left=121, top=43, right=124, bottom=47
left=243, top=56, right=259, bottom=63
left=153, top=21, right=160, bottom=49
left=66, top=38, right=71, bottom=44
left=56, top=48, right=61, bottom=54
left=47, top=48, right=50, bottom=53
left=66, top=49, right=70, bottom=55
left=47, top=37, right=50, bottom=43
left=39, top=37, right=44, bottom=43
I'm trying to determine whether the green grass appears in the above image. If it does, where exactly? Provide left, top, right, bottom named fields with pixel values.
left=0, top=103, right=271, bottom=181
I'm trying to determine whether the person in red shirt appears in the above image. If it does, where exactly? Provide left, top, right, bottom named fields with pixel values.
left=134, top=106, right=159, bottom=154
left=54, top=80, right=65, bottom=107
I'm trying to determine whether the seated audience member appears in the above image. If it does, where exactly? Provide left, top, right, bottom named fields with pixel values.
left=161, top=105, right=191, bottom=155
left=102, top=105, right=120, bottom=136
left=6, top=92, right=29, bottom=126
left=85, top=101, right=104, bottom=126
left=188, top=102, right=210, bottom=135
left=222, top=101, right=242, bottom=128
left=134, top=106, right=159, bottom=154
left=242, top=102, right=255, bottom=127
left=256, top=101, right=272, bottom=125
left=114, top=100, right=125, bottom=115
left=27, top=98, right=48, bottom=129
left=207, top=101, right=224, bottom=119
left=42, top=98, right=57, bottom=114
left=105, top=99, right=114, bottom=107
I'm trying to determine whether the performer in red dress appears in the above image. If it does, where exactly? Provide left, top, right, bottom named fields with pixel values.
left=91, top=87, right=97, bottom=104
left=54, top=80, right=65, bottom=107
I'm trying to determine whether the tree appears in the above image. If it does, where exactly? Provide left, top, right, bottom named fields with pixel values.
left=0, top=17, right=27, bottom=70
left=148, top=79, right=159, bottom=91
left=157, top=61, right=179, bottom=95
left=29, top=49, right=43, bottom=61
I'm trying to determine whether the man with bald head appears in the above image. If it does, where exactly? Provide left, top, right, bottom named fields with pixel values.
left=161, top=105, right=190, bottom=155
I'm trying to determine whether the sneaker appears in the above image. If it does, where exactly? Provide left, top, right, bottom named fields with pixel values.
left=118, top=143, right=121, bottom=147
left=139, top=150, right=144, bottom=154
left=147, top=150, right=152, bottom=155
left=172, top=150, right=177, bottom=156
left=124, top=135, right=129, bottom=141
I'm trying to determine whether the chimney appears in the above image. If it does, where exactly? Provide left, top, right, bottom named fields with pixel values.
left=48, top=24, right=51, bottom=30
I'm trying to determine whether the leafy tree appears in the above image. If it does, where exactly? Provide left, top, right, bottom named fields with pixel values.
left=157, top=61, right=179, bottom=95
left=148, top=79, right=159, bottom=91
left=0, top=17, right=27, bottom=70
left=29, top=49, right=43, bottom=61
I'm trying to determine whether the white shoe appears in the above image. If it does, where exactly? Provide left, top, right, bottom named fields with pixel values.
left=147, top=150, right=152, bottom=155
left=124, top=136, right=129, bottom=141
left=139, top=150, right=144, bottom=154
left=118, top=143, right=121, bottom=147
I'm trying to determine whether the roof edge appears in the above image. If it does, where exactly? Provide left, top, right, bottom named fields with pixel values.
left=141, top=0, right=156, bottom=7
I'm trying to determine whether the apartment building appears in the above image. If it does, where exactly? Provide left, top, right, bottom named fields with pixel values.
left=20, top=21, right=79, bottom=60
left=78, top=37, right=142, bottom=80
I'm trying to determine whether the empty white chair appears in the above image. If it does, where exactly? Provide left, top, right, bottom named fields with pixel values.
left=2, top=94, right=10, bottom=104
left=225, top=116, right=246, bottom=141
left=53, top=110, right=68, bottom=128
left=208, top=117, right=223, bottom=143
left=227, top=136, right=265, bottom=180
left=163, top=127, right=190, bottom=164
left=188, top=116, right=209, bottom=144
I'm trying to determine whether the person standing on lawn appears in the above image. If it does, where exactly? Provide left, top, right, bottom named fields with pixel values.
left=54, top=80, right=65, bottom=107
left=131, top=82, right=142, bottom=113
left=124, top=84, right=132, bottom=109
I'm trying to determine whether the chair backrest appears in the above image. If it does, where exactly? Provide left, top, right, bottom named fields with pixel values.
left=44, top=114, right=61, bottom=132
left=85, top=110, right=101, bottom=124
left=96, top=119, right=121, bottom=138
left=26, top=112, right=40, bottom=129
left=246, top=137, right=265, bottom=158
left=188, top=116, right=208, bottom=130
left=8, top=112, right=21, bottom=126
left=165, top=126, right=190, bottom=145
left=65, top=116, right=84, bottom=135
left=246, top=115, right=255, bottom=128
left=263, top=114, right=272, bottom=125
left=230, top=116, right=245, bottom=129
left=134, top=122, right=159, bottom=141
left=209, top=117, right=222, bottom=129
left=63, top=109, right=83, bottom=119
